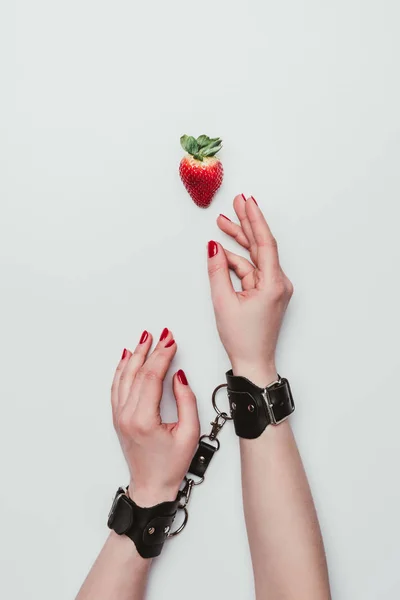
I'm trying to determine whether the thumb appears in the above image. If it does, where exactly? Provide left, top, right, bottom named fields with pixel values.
left=173, top=370, right=200, bottom=437
left=207, top=241, right=235, bottom=309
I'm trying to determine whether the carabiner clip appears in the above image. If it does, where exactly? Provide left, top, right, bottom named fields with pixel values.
left=179, top=477, right=194, bottom=507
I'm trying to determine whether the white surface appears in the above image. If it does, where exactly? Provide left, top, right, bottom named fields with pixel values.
left=1, top=1, right=400, bottom=598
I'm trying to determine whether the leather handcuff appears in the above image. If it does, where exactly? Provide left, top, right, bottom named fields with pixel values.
left=108, top=370, right=295, bottom=558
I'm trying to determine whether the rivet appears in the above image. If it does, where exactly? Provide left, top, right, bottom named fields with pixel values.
left=199, top=456, right=206, bottom=464
left=148, top=527, right=155, bottom=535
left=248, top=404, right=255, bottom=413
left=231, top=402, right=236, bottom=410
left=164, top=526, right=170, bottom=534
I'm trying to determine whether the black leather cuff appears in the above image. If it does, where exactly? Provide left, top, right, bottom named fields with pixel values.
left=226, top=370, right=295, bottom=439
left=107, top=488, right=180, bottom=558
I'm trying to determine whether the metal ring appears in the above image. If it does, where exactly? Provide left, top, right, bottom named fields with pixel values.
left=184, top=474, right=204, bottom=486
left=212, top=383, right=233, bottom=420
left=167, top=506, right=188, bottom=538
left=199, top=434, right=220, bottom=451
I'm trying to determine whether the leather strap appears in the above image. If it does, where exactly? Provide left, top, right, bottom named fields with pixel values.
left=226, top=370, right=295, bottom=439
left=107, top=488, right=180, bottom=558
left=188, top=440, right=217, bottom=478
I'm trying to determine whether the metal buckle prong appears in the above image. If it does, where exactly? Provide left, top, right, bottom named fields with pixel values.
left=262, top=389, right=277, bottom=424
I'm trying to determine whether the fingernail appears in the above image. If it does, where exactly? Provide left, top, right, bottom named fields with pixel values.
left=219, top=214, right=231, bottom=221
left=121, top=348, right=128, bottom=360
left=165, top=339, right=175, bottom=348
left=177, top=369, right=188, bottom=385
left=250, top=196, right=258, bottom=206
left=140, top=330, right=148, bottom=344
left=160, top=327, right=169, bottom=341
left=241, top=193, right=247, bottom=202
left=208, top=240, right=218, bottom=258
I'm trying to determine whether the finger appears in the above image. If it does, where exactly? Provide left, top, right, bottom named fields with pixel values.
left=207, top=241, right=236, bottom=310
left=133, top=329, right=178, bottom=422
left=233, top=194, right=257, bottom=259
left=118, top=330, right=153, bottom=410
left=173, top=370, right=200, bottom=437
left=217, top=214, right=250, bottom=250
left=245, top=196, right=280, bottom=273
left=111, top=348, right=132, bottom=416
left=224, top=248, right=254, bottom=280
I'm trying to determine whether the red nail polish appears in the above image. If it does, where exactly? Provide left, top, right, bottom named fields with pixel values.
left=160, top=328, right=169, bottom=341
left=219, top=214, right=231, bottom=222
left=165, top=339, right=175, bottom=348
left=251, top=196, right=258, bottom=206
left=241, top=193, right=247, bottom=202
left=177, top=369, right=188, bottom=385
left=121, top=348, right=128, bottom=360
left=140, top=330, right=148, bottom=344
left=208, top=240, right=218, bottom=258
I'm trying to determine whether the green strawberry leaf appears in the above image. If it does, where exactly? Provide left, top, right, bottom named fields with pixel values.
left=181, top=134, right=221, bottom=157
left=180, top=135, right=189, bottom=151
left=180, top=135, right=199, bottom=155
left=200, top=143, right=222, bottom=157
left=206, top=138, right=222, bottom=148
left=197, top=135, right=210, bottom=148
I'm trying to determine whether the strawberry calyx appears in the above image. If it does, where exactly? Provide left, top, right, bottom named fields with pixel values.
left=180, top=134, right=222, bottom=162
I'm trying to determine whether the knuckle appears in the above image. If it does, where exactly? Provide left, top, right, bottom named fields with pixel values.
left=254, top=234, right=268, bottom=247
left=136, top=366, right=146, bottom=379
left=286, top=279, right=294, bottom=298
left=258, top=235, right=277, bottom=250
left=270, top=279, right=286, bottom=301
left=117, top=411, right=132, bottom=435
left=189, top=423, right=201, bottom=442
left=233, top=230, right=243, bottom=243
left=208, top=262, right=223, bottom=277
left=136, top=365, right=152, bottom=382
left=269, top=236, right=278, bottom=250
left=142, top=369, right=160, bottom=383
left=132, top=417, right=151, bottom=436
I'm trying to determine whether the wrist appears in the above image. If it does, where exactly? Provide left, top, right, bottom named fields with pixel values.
left=128, top=482, right=180, bottom=508
left=230, top=361, right=278, bottom=388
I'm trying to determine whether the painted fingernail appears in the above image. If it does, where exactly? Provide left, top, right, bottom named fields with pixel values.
left=140, top=330, right=148, bottom=344
left=165, top=339, right=175, bottom=348
left=241, top=193, right=247, bottom=202
left=250, top=196, right=258, bottom=206
left=177, top=369, right=188, bottom=385
left=219, top=214, right=231, bottom=222
left=160, top=327, right=169, bottom=341
left=121, top=348, right=128, bottom=360
left=208, top=240, right=218, bottom=258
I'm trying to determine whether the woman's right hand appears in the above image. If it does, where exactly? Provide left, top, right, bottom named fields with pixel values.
left=112, top=328, right=200, bottom=507
left=207, top=194, right=293, bottom=387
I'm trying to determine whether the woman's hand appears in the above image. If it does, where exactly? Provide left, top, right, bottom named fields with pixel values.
left=207, top=194, right=293, bottom=387
left=111, top=328, right=200, bottom=507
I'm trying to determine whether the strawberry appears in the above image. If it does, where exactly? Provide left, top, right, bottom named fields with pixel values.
left=179, top=134, right=223, bottom=208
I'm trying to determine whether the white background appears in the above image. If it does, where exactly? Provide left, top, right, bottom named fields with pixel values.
left=1, top=1, right=400, bottom=598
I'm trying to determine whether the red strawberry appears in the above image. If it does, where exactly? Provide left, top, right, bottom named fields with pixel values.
left=179, top=134, right=223, bottom=208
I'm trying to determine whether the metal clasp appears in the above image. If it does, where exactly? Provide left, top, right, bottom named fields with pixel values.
left=179, top=477, right=194, bottom=508
left=209, top=413, right=227, bottom=441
